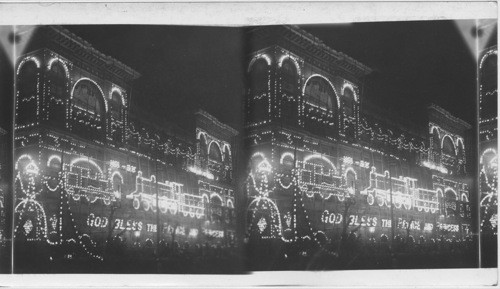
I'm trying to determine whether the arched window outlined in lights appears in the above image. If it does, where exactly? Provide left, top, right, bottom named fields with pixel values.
left=47, top=61, right=68, bottom=126
left=72, top=80, right=105, bottom=117
left=280, top=58, right=298, bottom=94
left=17, top=60, right=39, bottom=126
left=303, top=75, right=339, bottom=111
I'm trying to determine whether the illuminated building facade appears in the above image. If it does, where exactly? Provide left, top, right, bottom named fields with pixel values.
left=13, top=26, right=238, bottom=259
left=244, top=25, right=473, bottom=243
left=479, top=46, right=497, bottom=235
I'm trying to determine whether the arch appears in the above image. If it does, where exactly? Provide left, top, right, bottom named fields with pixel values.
left=47, top=155, right=62, bottom=168
left=247, top=54, right=271, bottom=72
left=70, top=78, right=108, bottom=112
left=110, top=171, right=124, bottom=184
left=303, top=154, right=337, bottom=174
left=210, top=193, right=223, bottom=204
left=341, top=82, right=358, bottom=102
left=344, top=167, right=357, bottom=180
left=278, top=54, right=301, bottom=74
left=345, top=168, right=356, bottom=193
left=46, top=60, right=69, bottom=126
left=247, top=196, right=282, bottom=231
left=437, top=188, right=443, bottom=198
left=16, top=56, right=41, bottom=75
left=47, top=57, right=69, bottom=79
left=222, top=143, right=231, bottom=155
left=48, top=60, right=68, bottom=80
left=461, top=193, right=469, bottom=202
left=199, top=133, right=208, bottom=153
left=222, top=144, right=231, bottom=162
left=14, top=199, right=48, bottom=239
left=196, top=130, right=208, bottom=142
left=431, top=128, right=441, bottom=157
left=429, top=125, right=441, bottom=139
left=109, top=87, right=126, bottom=106
left=70, top=157, right=103, bottom=175
left=248, top=57, right=270, bottom=97
left=480, top=49, right=498, bottom=70
left=302, top=74, right=340, bottom=110
left=227, top=199, right=234, bottom=208
left=110, top=90, right=124, bottom=121
left=444, top=188, right=458, bottom=200
left=480, top=148, right=497, bottom=165
left=441, top=135, right=456, bottom=155
left=251, top=151, right=268, bottom=161
left=17, top=59, right=39, bottom=126
left=208, top=140, right=223, bottom=162
left=280, top=152, right=295, bottom=165
left=202, top=194, right=209, bottom=203
left=15, top=154, right=34, bottom=170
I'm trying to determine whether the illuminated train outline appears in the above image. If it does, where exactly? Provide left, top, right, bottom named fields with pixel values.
left=63, top=158, right=113, bottom=204
left=360, top=167, right=439, bottom=213
left=126, top=171, right=205, bottom=219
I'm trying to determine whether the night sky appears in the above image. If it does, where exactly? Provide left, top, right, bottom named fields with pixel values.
left=65, top=21, right=497, bottom=132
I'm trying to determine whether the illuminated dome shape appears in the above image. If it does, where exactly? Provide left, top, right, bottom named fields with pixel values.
left=247, top=196, right=282, bottom=239
left=14, top=199, right=48, bottom=242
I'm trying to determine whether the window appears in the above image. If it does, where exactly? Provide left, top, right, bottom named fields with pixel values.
left=247, top=58, right=269, bottom=123
left=110, top=91, right=123, bottom=120
left=444, top=189, right=457, bottom=217
left=346, top=170, right=356, bottom=189
left=73, top=80, right=104, bottom=116
left=209, top=142, right=222, bottom=163
left=49, top=63, right=66, bottom=99
left=112, top=174, right=122, bottom=196
left=223, top=146, right=231, bottom=163
left=47, top=62, right=67, bottom=126
left=480, top=54, right=497, bottom=120
left=249, top=58, right=269, bottom=95
left=304, top=76, right=337, bottom=111
left=343, top=87, right=355, bottom=117
left=442, top=136, right=455, bottom=156
left=17, top=61, right=38, bottom=126
left=281, top=59, right=298, bottom=93
left=71, top=80, right=105, bottom=141
left=431, top=129, right=440, bottom=162
left=198, top=134, right=208, bottom=168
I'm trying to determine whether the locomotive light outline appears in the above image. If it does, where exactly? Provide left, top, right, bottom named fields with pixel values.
left=360, top=167, right=439, bottom=213
left=125, top=171, right=205, bottom=219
